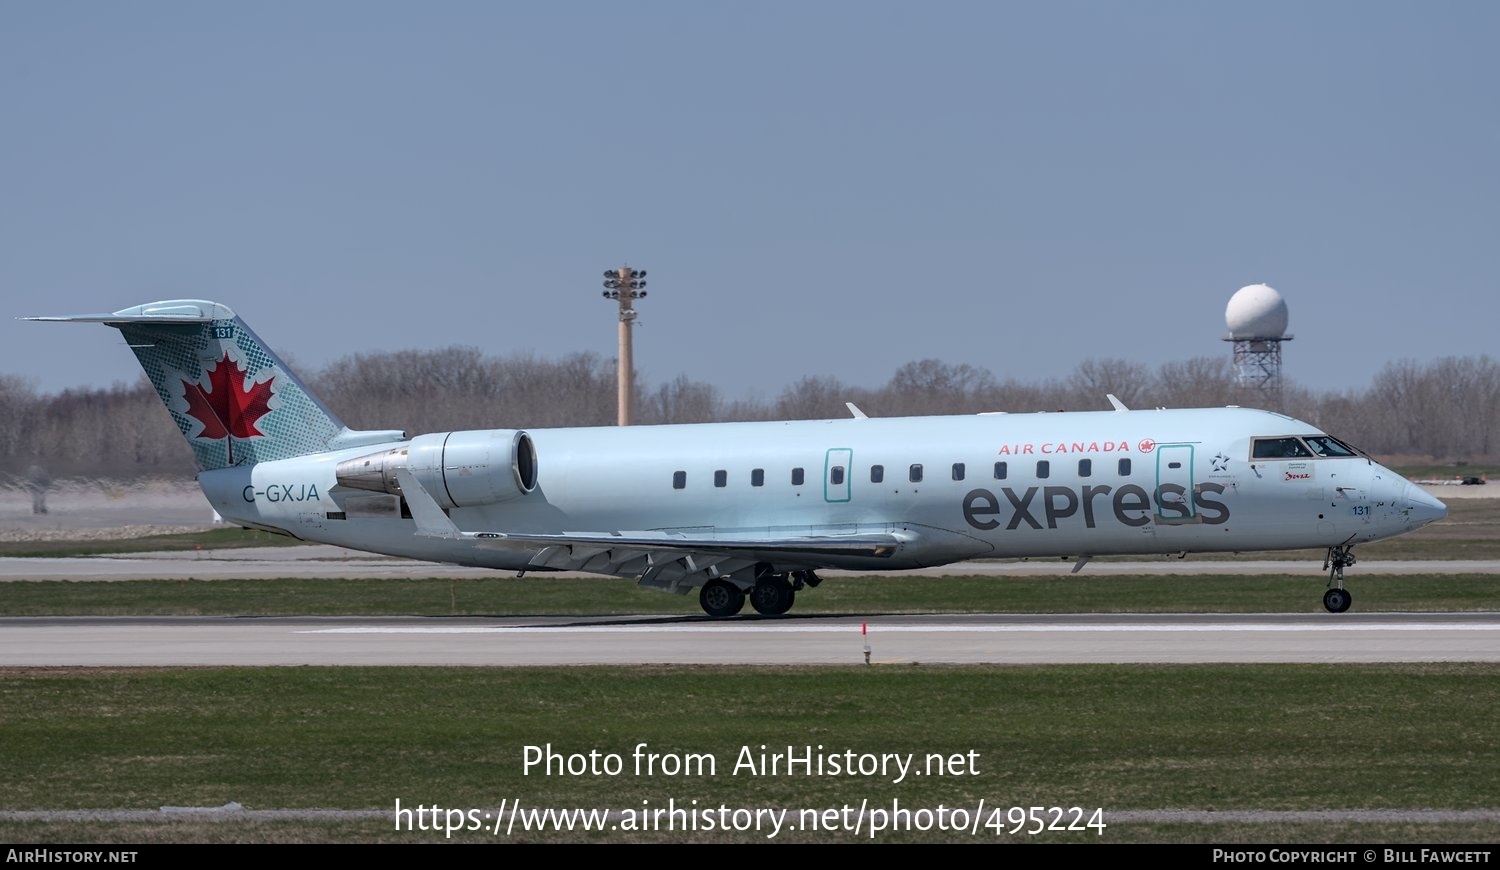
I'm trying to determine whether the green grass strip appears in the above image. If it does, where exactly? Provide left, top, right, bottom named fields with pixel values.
left=1, top=573, right=1497, bottom=616
left=0, top=527, right=301, bottom=558
left=0, top=665, right=1497, bottom=843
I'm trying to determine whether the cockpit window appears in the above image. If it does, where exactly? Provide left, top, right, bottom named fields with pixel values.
left=1304, top=435, right=1359, bottom=458
left=1251, top=437, right=1313, bottom=459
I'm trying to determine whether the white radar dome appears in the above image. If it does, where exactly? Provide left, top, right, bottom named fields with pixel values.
left=1225, top=283, right=1289, bottom=339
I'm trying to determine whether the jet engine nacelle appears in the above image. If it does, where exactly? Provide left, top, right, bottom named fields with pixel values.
left=335, top=430, right=538, bottom=509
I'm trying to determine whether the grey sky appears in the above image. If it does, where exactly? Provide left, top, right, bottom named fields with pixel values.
left=3, top=2, right=1496, bottom=403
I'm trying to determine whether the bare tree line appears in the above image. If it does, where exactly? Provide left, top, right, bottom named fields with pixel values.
left=2, top=351, right=1496, bottom=479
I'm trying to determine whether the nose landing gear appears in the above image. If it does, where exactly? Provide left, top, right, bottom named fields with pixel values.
left=1322, top=544, right=1356, bottom=613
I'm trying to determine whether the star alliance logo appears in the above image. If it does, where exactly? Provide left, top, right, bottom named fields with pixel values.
left=1211, top=453, right=1231, bottom=473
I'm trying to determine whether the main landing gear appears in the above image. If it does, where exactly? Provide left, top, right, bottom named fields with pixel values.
left=1322, top=544, right=1356, bottom=613
left=749, top=576, right=796, bottom=616
left=697, top=570, right=821, bottom=618
left=698, top=579, right=745, bottom=618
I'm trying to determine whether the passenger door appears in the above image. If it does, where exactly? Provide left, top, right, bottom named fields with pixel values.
left=1154, top=443, right=1196, bottom=523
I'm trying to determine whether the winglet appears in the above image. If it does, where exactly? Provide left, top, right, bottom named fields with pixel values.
left=845, top=402, right=868, bottom=419
left=1071, top=555, right=1092, bottom=574
left=1106, top=394, right=1129, bottom=412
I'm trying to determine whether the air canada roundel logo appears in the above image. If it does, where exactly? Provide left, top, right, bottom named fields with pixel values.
left=1137, top=439, right=1156, bottom=453
left=177, top=352, right=278, bottom=463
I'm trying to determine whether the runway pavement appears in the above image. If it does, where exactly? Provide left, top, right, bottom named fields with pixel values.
left=4, top=542, right=1498, bottom=669
left=2, top=612, right=1497, bottom=666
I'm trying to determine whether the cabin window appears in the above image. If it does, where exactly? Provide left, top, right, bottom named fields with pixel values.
left=672, top=471, right=686, bottom=489
left=751, top=468, right=765, bottom=487
left=1118, top=458, right=1131, bottom=476
left=994, top=461, right=1008, bottom=480
left=714, top=469, right=728, bottom=487
left=1078, top=459, right=1092, bottom=478
left=830, top=466, right=845, bottom=485
left=1036, top=460, right=1050, bottom=479
left=909, top=464, right=924, bottom=483
left=791, top=467, right=805, bottom=486
left=1252, top=437, right=1313, bottom=459
left=870, top=465, right=885, bottom=483
left=952, top=462, right=965, bottom=481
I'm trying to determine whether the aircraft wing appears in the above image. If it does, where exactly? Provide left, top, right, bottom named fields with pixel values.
left=392, top=465, right=902, bottom=589
left=460, top=529, right=903, bottom=591
left=466, top=529, right=898, bottom=557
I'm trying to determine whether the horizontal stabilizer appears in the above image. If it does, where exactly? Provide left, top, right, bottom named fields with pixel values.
left=24, top=300, right=235, bottom=324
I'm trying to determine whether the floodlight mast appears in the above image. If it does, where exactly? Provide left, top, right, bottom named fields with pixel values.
left=602, top=265, right=647, bottom=426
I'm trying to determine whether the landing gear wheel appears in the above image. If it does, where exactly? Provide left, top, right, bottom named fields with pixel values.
left=749, top=576, right=797, bottom=615
left=699, top=580, right=745, bottom=618
left=1323, top=587, right=1352, bottom=614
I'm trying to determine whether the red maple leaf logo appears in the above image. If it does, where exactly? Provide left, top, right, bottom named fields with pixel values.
left=181, top=353, right=276, bottom=463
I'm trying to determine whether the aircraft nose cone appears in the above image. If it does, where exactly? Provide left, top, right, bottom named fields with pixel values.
left=1405, top=483, right=1449, bottom=528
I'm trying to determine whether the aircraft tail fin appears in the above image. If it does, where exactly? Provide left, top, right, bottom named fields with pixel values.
left=27, top=300, right=404, bottom=470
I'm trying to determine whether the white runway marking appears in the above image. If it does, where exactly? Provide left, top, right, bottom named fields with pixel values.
left=303, top=622, right=1500, bottom=635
